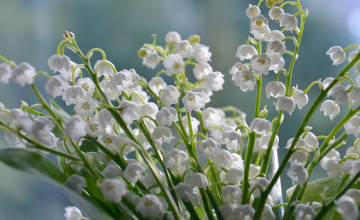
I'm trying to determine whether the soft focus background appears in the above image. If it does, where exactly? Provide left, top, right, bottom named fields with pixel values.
left=0, top=0, right=359, bottom=219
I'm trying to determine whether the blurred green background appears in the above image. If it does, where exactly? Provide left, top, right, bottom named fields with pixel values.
left=0, top=0, right=359, bottom=219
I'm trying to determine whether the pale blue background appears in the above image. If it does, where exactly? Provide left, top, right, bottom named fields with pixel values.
left=0, top=0, right=359, bottom=219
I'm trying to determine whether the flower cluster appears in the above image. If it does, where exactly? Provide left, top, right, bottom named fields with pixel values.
left=1, top=0, right=360, bottom=220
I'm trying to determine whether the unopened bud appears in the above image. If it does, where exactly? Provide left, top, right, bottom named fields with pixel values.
left=188, top=35, right=200, bottom=44
left=265, top=0, right=276, bottom=8
left=137, top=48, right=148, bottom=58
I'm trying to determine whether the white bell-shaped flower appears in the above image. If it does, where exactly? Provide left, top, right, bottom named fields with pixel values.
left=232, top=70, right=256, bottom=92
left=320, top=100, right=340, bottom=120
left=250, top=118, right=271, bottom=135
left=293, top=89, right=309, bottom=109
left=250, top=15, right=269, bottom=31
left=348, top=85, right=360, bottom=105
left=186, top=173, right=208, bottom=189
left=290, top=150, right=308, bottom=166
left=136, top=194, right=168, bottom=219
left=138, top=102, right=158, bottom=118
left=165, top=31, right=181, bottom=44
left=269, top=54, right=285, bottom=73
left=48, top=54, right=71, bottom=73
left=287, top=163, right=308, bottom=186
left=62, top=86, right=86, bottom=106
left=294, top=204, right=316, bottom=220
left=64, top=174, right=87, bottom=194
left=175, top=40, right=194, bottom=58
left=193, top=43, right=212, bottom=63
left=5, top=130, right=25, bottom=148
left=151, top=126, right=174, bottom=146
left=236, top=45, right=257, bottom=61
left=335, top=196, right=358, bottom=220
left=220, top=204, right=236, bottom=220
left=165, top=149, right=189, bottom=177
left=220, top=167, right=244, bottom=185
left=249, top=177, right=269, bottom=197
left=94, top=60, right=115, bottom=77
left=229, top=62, right=249, bottom=75
left=329, top=85, right=348, bottom=105
left=344, top=116, right=360, bottom=137
left=0, top=63, right=12, bottom=83
left=250, top=54, right=271, bottom=75
left=222, top=185, right=242, bottom=204
left=175, top=183, right=194, bottom=202
left=213, top=149, right=233, bottom=169
left=148, top=77, right=167, bottom=96
left=160, top=85, right=180, bottom=107
left=266, top=30, right=285, bottom=42
left=77, top=77, right=95, bottom=97
left=155, top=107, right=177, bottom=126
left=221, top=128, right=242, bottom=151
left=119, top=100, right=139, bottom=124
left=234, top=205, right=255, bottom=220
left=266, top=40, right=286, bottom=55
left=102, top=165, right=121, bottom=179
left=198, top=138, right=221, bottom=157
left=31, top=116, right=57, bottom=148
left=193, top=62, right=213, bottom=80
left=279, top=13, right=298, bottom=31
left=326, top=46, right=346, bottom=65
left=201, top=107, right=225, bottom=128
left=65, top=115, right=87, bottom=141
left=199, top=71, right=224, bottom=91
left=275, top=95, right=296, bottom=115
left=266, top=81, right=285, bottom=98
left=74, top=98, right=95, bottom=116
left=46, top=75, right=68, bottom=98
left=269, top=7, right=284, bottom=20
left=86, top=118, right=104, bottom=137
left=181, top=115, right=200, bottom=136
left=112, top=69, right=139, bottom=92
left=11, top=62, right=36, bottom=87
left=182, top=91, right=206, bottom=112
left=142, top=51, right=160, bottom=69
left=64, top=206, right=83, bottom=220
left=246, top=5, right=260, bottom=18
left=100, top=179, right=127, bottom=203
left=262, top=204, right=276, bottom=220
left=124, top=161, right=145, bottom=184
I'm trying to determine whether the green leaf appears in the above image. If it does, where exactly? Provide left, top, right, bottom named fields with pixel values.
left=286, top=177, right=341, bottom=203
left=0, top=148, right=115, bottom=219
left=0, top=148, right=66, bottom=182
left=80, top=138, right=99, bottom=153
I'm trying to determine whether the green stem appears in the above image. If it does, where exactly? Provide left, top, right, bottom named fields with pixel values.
left=242, top=131, right=256, bottom=204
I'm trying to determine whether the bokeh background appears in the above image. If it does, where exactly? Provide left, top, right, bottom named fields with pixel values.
left=0, top=0, right=359, bottom=219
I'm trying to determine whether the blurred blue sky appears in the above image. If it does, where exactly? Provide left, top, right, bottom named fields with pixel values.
left=0, top=0, right=359, bottom=219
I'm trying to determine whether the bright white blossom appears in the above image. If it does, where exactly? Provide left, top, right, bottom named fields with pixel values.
left=11, top=62, right=36, bottom=86
left=165, top=31, right=181, bottom=44
left=48, top=54, right=71, bottom=74
left=46, top=75, right=68, bottom=98
left=119, top=100, right=139, bottom=124
left=186, top=173, right=208, bottom=189
left=136, top=194, right=168, bottom=219
left=326, top=46, right=346, bottom=65
left=294, top=203, right=316, bottom=220
left=77, top=77, right=95, bottom=97
left=344, top=116, right=360, bottom=137
left=100, top=179, right=127, bottom=203
left=287, top=163, right=308, bottom=186
left=175, top=40, right=193, bottom=58
left=65, top=115, right=87, bottom=141
left=250, top=54, right=271, bottom=75
left=148, top=76, right=167, bottom=95
left=236, top=45, right=257, bottom=61
left=320, top=100, right=340, bottom=120
left=64, top=206, right=83, bottom=220
left=199, top=71, right=224, bottom=91
left=193, top=43, right=212, bottom=63
left=266, top=81, right=285, bottom=98
left=279, top=13, right=298, bottom=31
left=246, top=5, right=260, bottom=18
left=250, top=118, right=271, bottom=135
left=293, top=89, right=309, bottom=109
left=269, top=7, right=284, bottom=20
left=222, top=185, right=242, bottom=204
left=143, top=51, right=160, bottom=69
left=275, top=95, right=296, bottom=115
left=335, top=195, right=358, bottom=220
left=229, top=62, right=249, bottom=75
left=0, top=63, right=11, bottom=83
left=62, top=86, right=86, bottom=106
left=198, top=138, right=221, bottom=157
left=163, top=54, right=183, bottom=75
left=155, top=107, right=177, bottom=126
left=232, top=70, right=256, bottom=92
left=182, top=91, right=206, bottom=111
left=160, top=85, right=180, bottom=107
left=193, top=62, right=213, bottom=80
left=94, top=60, right=115, bottom=77
left=165, top=149, right=188, bottom=177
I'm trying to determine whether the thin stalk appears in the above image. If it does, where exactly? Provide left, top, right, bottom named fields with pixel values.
left=242, top=131, right=256, bottom=204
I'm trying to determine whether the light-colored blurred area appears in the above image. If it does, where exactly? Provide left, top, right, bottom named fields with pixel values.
left=0, top=0, right=359, bottom=219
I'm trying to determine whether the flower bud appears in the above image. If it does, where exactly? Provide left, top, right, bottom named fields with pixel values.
left=188, top=34, right=200, bottom=44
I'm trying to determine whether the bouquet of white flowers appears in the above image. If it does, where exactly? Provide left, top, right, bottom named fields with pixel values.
left=1, top=0, right=360, bottom=219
